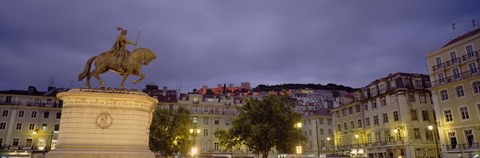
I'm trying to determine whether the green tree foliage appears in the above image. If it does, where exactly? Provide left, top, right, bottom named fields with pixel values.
left=149, top=107, right=193, bottom=157
left=214, top=95, right=306, bottom=158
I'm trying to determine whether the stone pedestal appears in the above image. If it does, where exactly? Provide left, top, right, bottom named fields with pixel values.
left=46, top=89, right=158, bottom=158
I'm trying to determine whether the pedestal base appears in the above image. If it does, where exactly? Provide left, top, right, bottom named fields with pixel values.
left=46, top=89, right=158, bottom=158
left=47, top=148, right=154, bottom=158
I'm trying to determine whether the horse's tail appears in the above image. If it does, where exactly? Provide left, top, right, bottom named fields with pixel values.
left=78, top=56, right=96, bottom=81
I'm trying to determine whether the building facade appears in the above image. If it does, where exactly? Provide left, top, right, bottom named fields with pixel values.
left=426, top=28, right=480, bottom=157
left=301, top=109, right=335, bottom=157
left=332, top=73, right=437, bottom=158
left=145, top=85, right=254, bottom=158
left=0, top=86, right=64, bottom=158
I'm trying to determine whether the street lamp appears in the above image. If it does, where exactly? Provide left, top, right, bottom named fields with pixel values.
left=296, top=122, right=302, bottom=128
left=428, top=124, right=440, bottom=158
left=295, top=122, right=302, bottom=155
left=326, top=136, right=331, bottom=153
left=191, top=117, right=200, bottom=157
left=393, top=128, right=399, bottom=133
left=32, top=129, right=39, bottom=151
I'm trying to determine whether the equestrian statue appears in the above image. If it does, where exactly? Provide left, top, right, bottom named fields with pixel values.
left=78, top=27, right=156, bottom=89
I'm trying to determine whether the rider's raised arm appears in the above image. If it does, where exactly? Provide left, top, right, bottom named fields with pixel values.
left=126, top=39, right=136, bottom=46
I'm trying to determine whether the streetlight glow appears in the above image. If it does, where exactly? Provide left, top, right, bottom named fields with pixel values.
left=428, top=125, right=434, bottom=130
left=296, top=122, right=302, bottom=128
left=355, top=134, right=359, bottom=138
left=327, top=137, right=331, bottom=141
left=191, top=147, right=197, bottom=156
left=393, top=128, right=399, bottom=133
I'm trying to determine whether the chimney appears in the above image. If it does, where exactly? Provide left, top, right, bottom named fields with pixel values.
left=162, top=86, right=167, bottom=96
left=28, top=86, right=37, bottom=95
left=146, top=84, right=159, bottom=91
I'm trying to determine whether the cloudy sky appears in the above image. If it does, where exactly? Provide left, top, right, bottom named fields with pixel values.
left=0, top=1, right=479, bottom=92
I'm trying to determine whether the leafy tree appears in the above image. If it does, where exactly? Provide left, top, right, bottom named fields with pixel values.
left=149, top=107, right=193, bottom=157
left=214, top=95, right=306, bottom=158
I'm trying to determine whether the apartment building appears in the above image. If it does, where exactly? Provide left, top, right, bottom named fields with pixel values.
left=302, top=109, right=335, bottom=157
left=426, top=28, right=480, bottom=158
left=0, top=86, right=65, bottom=158
left=144, top=84, right=254, bottom=158
left=332, top=73, right=437, bottom=158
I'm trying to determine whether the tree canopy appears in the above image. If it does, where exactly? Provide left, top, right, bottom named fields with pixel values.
left=215, top=95, right=306, bottom=158
left=149, top=107, right=193, bottom=157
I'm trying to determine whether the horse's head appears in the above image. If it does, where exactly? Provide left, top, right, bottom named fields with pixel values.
left=139, top=48, right=156, bottom=65
left=130, top=48, right=156, bottom=65
left=143, top=52, right=156, bottom=65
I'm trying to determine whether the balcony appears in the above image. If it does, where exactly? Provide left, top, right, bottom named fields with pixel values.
left=431, top=51, right=479, bottom=72
left=445, top=57, right=461, bottom=67
left=445, top=143, right=480, bottom=152
left=461, top=51, right=479, bottom=62
left=431, top=68, right=480, bottom=87
left=462, top=143, right=480, bottom=150
left=432, top=63, right=445, bottom=72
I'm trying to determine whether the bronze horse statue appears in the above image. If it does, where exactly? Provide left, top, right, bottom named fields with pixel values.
left=78, top=48, right=156, bottom=89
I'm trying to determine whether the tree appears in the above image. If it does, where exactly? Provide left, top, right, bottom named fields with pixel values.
left=214, top=95, right=306, bottom=158
left=149, top=107, right=193, bottom=157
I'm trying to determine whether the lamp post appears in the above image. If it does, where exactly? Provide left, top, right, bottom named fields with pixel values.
left=327, top=136, right=331, bottom=155
left=295, top=122, right=302, bottom=155
left=428, top=124, right=440, bottom=158
left=32, top=129, right=38, bottom=151
left=190, top=117, right=200, bottom=157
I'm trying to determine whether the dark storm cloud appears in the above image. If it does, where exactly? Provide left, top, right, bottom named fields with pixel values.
left=1, top=1, right=479, bottom=92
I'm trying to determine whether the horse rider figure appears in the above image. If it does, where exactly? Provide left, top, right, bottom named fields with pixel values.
left=109, top=27, right=137, bottom=72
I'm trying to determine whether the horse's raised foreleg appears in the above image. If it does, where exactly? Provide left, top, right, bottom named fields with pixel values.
left=133, top=72, right=145, bottom=84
